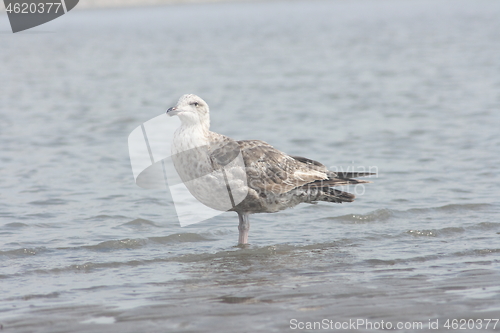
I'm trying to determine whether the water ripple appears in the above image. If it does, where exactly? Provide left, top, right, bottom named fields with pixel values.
left=28, top=198, right=71, bottom=206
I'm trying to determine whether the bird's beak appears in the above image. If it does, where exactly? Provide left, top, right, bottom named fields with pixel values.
left=167, top=106, right=181, bottom=117
left=166, top=106, right=180, bottom=117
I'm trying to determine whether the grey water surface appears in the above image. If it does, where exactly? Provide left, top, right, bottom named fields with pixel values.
left=1, top=0, right=500, bottom=332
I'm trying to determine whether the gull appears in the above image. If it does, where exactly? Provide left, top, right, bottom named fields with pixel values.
left=167, top=94, right=373, bottom=245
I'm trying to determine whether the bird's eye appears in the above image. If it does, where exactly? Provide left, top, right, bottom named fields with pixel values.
left=191, top=102, right=199, bottom=107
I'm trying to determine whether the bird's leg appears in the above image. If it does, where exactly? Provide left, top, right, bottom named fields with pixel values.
left=237, top=212, right=250, bottom=245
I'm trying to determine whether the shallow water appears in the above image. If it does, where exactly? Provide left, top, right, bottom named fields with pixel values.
left=1, top=0, right=500, bottom=332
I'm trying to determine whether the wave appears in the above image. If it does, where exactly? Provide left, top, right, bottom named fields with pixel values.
left=2, top=236, right=499, bottom=281
left=26, top=213, right=58, bottom=219
left=79, top=233, right=214, bottom=251
left=0, top=247, right=49, bottom=258
left=328, top=208, right=394, bottom=223
left=0, top=241, right=342, bottom=277
left=0, top=231, right=216, bottom=259
left=2, top=203, right=496, bottom=259
left=28, top=198, right=71, bottom=206
left=362, top=247, right=500, bottom=267
left=149, top=233, right=210, bottom=244
left=4, top=222, right=29, bottom=228
left=120, top=218, right=160, bottom=228
left=407, top=203, right=493, bottom=213
left=85, top=214, right=129, bottom=221
left=406, top=227, right=466, bottom=237
left=323, top=203, right=495, bottom=224
left=83, top=238, right=148, bottom=251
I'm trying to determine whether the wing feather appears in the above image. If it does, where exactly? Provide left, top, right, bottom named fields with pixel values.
left=237, top=140, right=327, bottom=194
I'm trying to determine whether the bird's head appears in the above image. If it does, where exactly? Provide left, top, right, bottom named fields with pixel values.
left=167, top=94, right=210, bottom=128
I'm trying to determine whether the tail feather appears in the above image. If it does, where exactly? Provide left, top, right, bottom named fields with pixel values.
left=301, top=185, right=356, bottom=203
left=292, top=159, right=374, bottom=204
left=307, top=178, right=371, bottom=188
left=332, top=171, right=376, bottom=179
left=314, top=187, right=355, bottom=203
left=328, top=188, right=355, bottom=202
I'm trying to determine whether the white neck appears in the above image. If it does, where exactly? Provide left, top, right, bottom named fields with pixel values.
left=178, top=112, right=210, bottom=130
left=172, top=121, right=211, bottom=154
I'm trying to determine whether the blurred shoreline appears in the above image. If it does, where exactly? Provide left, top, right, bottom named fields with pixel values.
left=77, top=0, right=268, bottom=9
left=0, top=0, right=270, bottom=12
